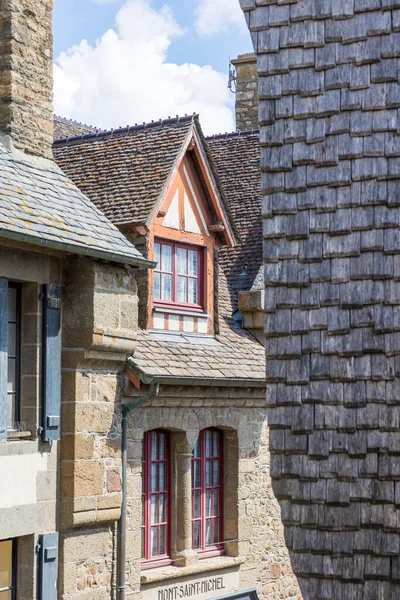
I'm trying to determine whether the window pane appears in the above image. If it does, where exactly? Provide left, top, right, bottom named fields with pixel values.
left=7, top=394, right=15, bottom=429
left=193, top=490, right=201, bottom=519
left=159, top=463, right=165, bottom=491
left=8, top=288, right=16, bottom=321
left=213, top=460, right=219, bottom=486
left=177, top=277, right=187, bottom=303
left=177, top=248, right=187, bottom=275
left=151, top=495, right=158, bottom=524
left=206, top=460, right=212, bottom=487
left=194, top=521, right=201, bottom=550
left=193, top=461, right=200, bottom=488
left=159, top=433, right=165, bottom=459
left=153, top=272, right=161, bottom=300
left=0, top=540, right=12, bottom=588
left=188, top=279, right=198, bottom=304
left=162, top=245, right=172, bottom=272
left=206, top=490, right=212, bottom=517
left=151, top=463, right=157, bottom=492
left=206, top=520, right=212, bottom=546
left=159, top=494, right=166, bottom=523
left=213, top=431, right=220, bottom=457
left=188, top=250, right=198, bottom=277
left=7, top=359, right=16, bottom=393
left=151, top=527, right=158, bottom=557
left=213, top=519, right=220, bottom=544
left=8, top=323, right=16, bottom=356
left=154, top=244, right=161, bottom=269
left=206, top=430, right=212, bottom=457
left=161, top=274, right=172, bottom=301
left=213, top=490, right=219, bottom=517
left=151, top=432, right=158, bottom=461
left=160, top=525, right=166, bottom=555
left=193, top=438, right=200, bottom=458
left=0, top=592, right=12, bottom=600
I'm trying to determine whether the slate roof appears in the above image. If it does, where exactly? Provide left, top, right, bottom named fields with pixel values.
left=128, top=270, right=265, bottom=385
left=54, top=116, right=197, bottom=225
left=0, top=139, right=150, bottom=266
left=54, top=116, right=102, bottom=139
left=207, top=131, right=262, bottom=310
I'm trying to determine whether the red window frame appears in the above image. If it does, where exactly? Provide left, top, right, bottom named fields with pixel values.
left=153, top=239, right=204, bottom=311
left=141, top=430, right=171, bottom=569
left=192, top=428, right=224, bottom=557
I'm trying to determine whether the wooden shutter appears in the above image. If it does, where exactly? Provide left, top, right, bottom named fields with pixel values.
left=42, top=284, right=62, bottom=442
left=39, top=532, right=59, bottom=600
left=0, top=278, right=7, bottom=443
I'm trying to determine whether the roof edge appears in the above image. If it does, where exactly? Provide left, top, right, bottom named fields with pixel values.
left=126, top=362, right=266, bottom=388
left=53, top=114, right=197, bottom=146
left=0, top=228, right=156, bottom=269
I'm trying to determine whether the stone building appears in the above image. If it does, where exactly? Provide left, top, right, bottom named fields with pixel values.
left=0, top=1, right=151, bottom=599
left=239, top=0, right=400, bottom=598
left=231, top=54, right=259, bottom=133
left=52, top=107, right=298, bottom=598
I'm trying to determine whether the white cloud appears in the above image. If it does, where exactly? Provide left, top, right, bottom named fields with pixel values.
left=54, top=0, right=235, bottom=135
left=194, top=0, right=246, bottom=38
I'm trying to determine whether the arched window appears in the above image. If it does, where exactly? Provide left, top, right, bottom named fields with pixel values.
left=141, top=430, right=171, bottom=567
left=192, top=428, right=224, bottom=557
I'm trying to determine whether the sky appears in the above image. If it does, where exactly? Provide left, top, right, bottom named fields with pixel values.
left=53, top=0, right=253, bottom=136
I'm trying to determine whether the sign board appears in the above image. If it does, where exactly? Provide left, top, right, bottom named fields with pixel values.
left=142, top=567, right=242, bottom=600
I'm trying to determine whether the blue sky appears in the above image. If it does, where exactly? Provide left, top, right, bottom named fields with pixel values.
left=52, top=0, right=252, bottom=134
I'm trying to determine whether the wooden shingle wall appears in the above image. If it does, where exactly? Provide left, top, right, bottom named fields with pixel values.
left=240, top=0, right=400, bottom=597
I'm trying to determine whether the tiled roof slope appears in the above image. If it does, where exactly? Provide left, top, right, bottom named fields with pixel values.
left=207, top=131, right=262, bottom=310
left=0, top=140, right=149, bottom=266
left=128, top=270, right=265, bottom=384
left=53, top=117, right=194, bottom=225
left=54, top=116, right=102, bottom=139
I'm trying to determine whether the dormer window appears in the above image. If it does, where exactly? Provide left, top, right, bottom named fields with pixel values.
left=154, top=240, right=203, bottom=310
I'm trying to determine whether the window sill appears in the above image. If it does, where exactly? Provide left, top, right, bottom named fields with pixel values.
left=7, top=431, right=32, bottom=441
left=140, top=556, right=245, bottom=585
left=153, top=306, right=210, bottom=319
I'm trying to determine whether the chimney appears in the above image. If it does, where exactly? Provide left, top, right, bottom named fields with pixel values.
left=0, top=0, right=54, bottom=159
left=231, top=53, right=258, bottom=132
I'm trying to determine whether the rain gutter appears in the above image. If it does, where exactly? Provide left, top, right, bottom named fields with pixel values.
left=0, top=229, right=156, bottom=269
left=125, top=362, right=266, bottom=388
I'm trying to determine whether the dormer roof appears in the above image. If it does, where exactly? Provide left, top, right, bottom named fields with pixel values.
left=54, top=115, right=238, bottom=246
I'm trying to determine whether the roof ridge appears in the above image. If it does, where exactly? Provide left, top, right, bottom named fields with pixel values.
left=54, top=113, right=197, bottom=145
left=54, top=115, right=102, bottom=131
left=206, top=129, right=260, bottom=140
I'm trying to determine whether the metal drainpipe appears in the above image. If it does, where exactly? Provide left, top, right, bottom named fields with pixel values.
left=117, top=383, right=159, bottom=600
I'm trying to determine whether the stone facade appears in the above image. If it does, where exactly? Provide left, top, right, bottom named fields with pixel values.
left=240, top=0, right=400, bottom=597
left=0, top=237, right=141, bottom=600
left=0, top=0, right=54, bottom=159
left=79, top=383, right=300, bottom=600
left=232, top=54, right=259, bottom=132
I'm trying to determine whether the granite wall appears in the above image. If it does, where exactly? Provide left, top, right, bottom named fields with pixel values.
left=240, top=0, right=400, bottom=597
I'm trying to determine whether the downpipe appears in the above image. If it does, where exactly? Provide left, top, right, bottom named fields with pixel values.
left=117, top=383, right=159, bottom=600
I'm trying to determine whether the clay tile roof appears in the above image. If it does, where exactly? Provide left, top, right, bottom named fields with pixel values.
left=53, top=116, right=196, bottom=226
left=206, top=131, right=262, bottom=310
left=0, top=140, right=150, bottom=267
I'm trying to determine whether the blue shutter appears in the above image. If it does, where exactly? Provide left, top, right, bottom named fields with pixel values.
left=39, top=532, right=59, bottom=600
left=0, top=278, right=7, bottom=443
left=42, top=284, right=62, bottom=442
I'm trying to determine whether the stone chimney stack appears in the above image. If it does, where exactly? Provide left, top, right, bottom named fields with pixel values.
left=231, top=53, right=259, bottom=132
left=0, top=0, right=54, bottom=159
